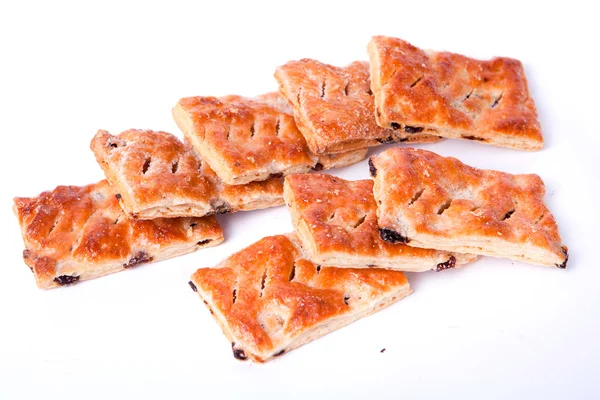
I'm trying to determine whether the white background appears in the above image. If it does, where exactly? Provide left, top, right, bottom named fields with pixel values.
left=1, top=1, right=598, bottom=399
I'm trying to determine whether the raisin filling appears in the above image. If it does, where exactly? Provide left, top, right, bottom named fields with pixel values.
left=378, top=228, right=409, bottom=244
left=435, top=256, right=457, bottom=272
left=54, top=275, right=80, bottom=285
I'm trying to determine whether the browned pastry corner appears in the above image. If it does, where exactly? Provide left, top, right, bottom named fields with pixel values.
left=283, top=173, right=477, bottom=271
left=275, top=59, right=441, bottom=154
left=189, top=234, right=411, bottom=363
left=172, top=93, right=367, bottom=185
left=370, top=148, right=567, bottom=267
left=368, top=36, right=543, bottom=151
left=91, top=129, right=284, bottom=219
left=13, top=181, right=223, bottom=289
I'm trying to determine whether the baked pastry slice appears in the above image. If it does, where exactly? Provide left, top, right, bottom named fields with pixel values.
left=283, top=173, right=476, bottom=271
left=14, top=180, right=223, bottom=289
left=91, top=129, right=284, bottom=219
left=370, top=148, right=568, bottom=267
left=368, top=36, right=543, bottom=151
left=189, top=234, right=411, bottom=362
left=172, top=93, right=367, bottom=185
left=275, top=59, right=441, bottom=154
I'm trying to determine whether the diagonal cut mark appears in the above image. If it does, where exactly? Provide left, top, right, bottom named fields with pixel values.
left=343, top=295, right=350, bottom=305
left=410, top=76, right=423, bottom=88
left=534, top=212, right=546, bottom=225
left=352, top=214, right=367, bottom=229
left=250, top=122, right=256, bottom=138
left=232, top=288, right=237, bottom=305
left=275, top=118, right=281, bottom=137
left=259, top=269, right=267, bottom=297
left=142, top=157, right=151, bottom=174
left=409, top=189, right=425, bottom=206
left=491, top=92, right=503, bottom=108
left=437, top=199, right=452, bottom=215
left=502, top=209, right=515, bottom=221
left=289, top=262, right=296, bottom=282
left=320, top=80, right=326, bottom=99
left=328, top=210, right=336, bottom=221
left=463, top=89, right=474, bottom=101
left=226, top=125, right=232, bottom=141
left=47, top=216, right=60, bottom=237
left=343, top=81, right=350, bottom=96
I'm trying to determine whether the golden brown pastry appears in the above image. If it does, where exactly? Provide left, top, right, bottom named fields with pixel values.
left=368, top=36, right=543, bottom=151
left=189, top=234, right=411, bottom=362
left=172, top=93, right=368, bottom=185
left=275, top=59, right=441, bottom=154
left=13, top=181, right=223, bottom=289
left=283, top=173, right=477, bottom=271
left=91, top=129, right=284, bottom=219
left=370, top=148, right=567, bottom=267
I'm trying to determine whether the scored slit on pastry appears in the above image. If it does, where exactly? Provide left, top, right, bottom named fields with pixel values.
left=91, top=129, right=285, bottom=219
left=13, top=181, right=224, bottom=289
left=172, top=92, right=368, bottom=185
left=370, top=148, right=568, bottom=267
left=283, top=173, right=477, bottom=271
left=367, top=36, right=543, bottom=151
left=189, top=234, right=412, bottom=363
left=274, top=59, right=441, bottom=154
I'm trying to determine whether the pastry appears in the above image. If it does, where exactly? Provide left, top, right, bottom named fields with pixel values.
left=369, top=148, right=568, bottom=267
left=283, top=173, right=477, bottom=271
left=91, top=129, right=284, bottom=219
left=367, top=36, right=543, bottom=151
left=172, top=93, right=368, bottom=185
left=189, top=234, right=411, bottom=362
left=13, top=180, right=223, bottom=289
left=275, top=59, right=441, bottom=154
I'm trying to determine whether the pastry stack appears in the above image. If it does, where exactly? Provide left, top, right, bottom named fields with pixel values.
left=13, top=36, right=567, bottom=363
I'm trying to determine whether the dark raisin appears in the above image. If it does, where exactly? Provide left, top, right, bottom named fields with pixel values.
left=376, top=136, right=396, bottom=144
left=115, top=193, right=122, bottom=200
left=231, top=342, right=248, bottom=360
left=404, top=125, right=423, bottom=134
left=196, top=239, right=212, bottom=246
left=269, top=172, right=283, bottom=179
left=188, top=281, right=197, bottom=292
left=379, top=228, right=409, bottom=244
left=462, top=135, right=485, bottom=141
left=311, top=162, right=324, bottom=171
left=123, top=251, right=153, bottom=268
left=109, top=142, right=118, bottom=148
left=399, top=138, right=409, bottom=142
left=435, top=256, right=456, bottom=272
left=368, top=159, right=377, bottom=177
left=273, top=349, right=286, bottom=357
left=343, top=295, right=350, bottom=305
left=556, top=247, right=568, bottom=269
left=54, top=275, right=80, bottom=285
left=380, top=348, right=386, bottom=353
left=368, top=264, right=376, bottom=268
left=213, top=204, right=232, bottom=215
left=390, top=122, right=401, bottom=130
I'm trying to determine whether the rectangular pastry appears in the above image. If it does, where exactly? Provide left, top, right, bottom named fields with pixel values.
left=369, top=148, right=568, bottom=267
left=275, top=59, right=441, bottom=154
left=91, top=129, right=284, bottom=219
left=283, top=173, right=476, bottom=272
left=189, top=234, right=411, bottom=363
left=367, top=36, right=543, bottom=151
left=172, top=92, right=368, bottom=185
left=14, top=180, right=223, bottom=289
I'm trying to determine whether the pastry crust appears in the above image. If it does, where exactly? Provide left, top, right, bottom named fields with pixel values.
left=91, top=129, right=284, bottom=219
left=172, top=93, right=368, bottom=185
left=370, top=148, right=568, bottom=267
left=190, top=234, right=411, bottom=363
left=368, top=36, right=543, bottom=151
left=274, top=59, right=441, bottom=154
left=283, top=173, right=477, bottom=271
left=13, top=181, right=223, bottom=289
